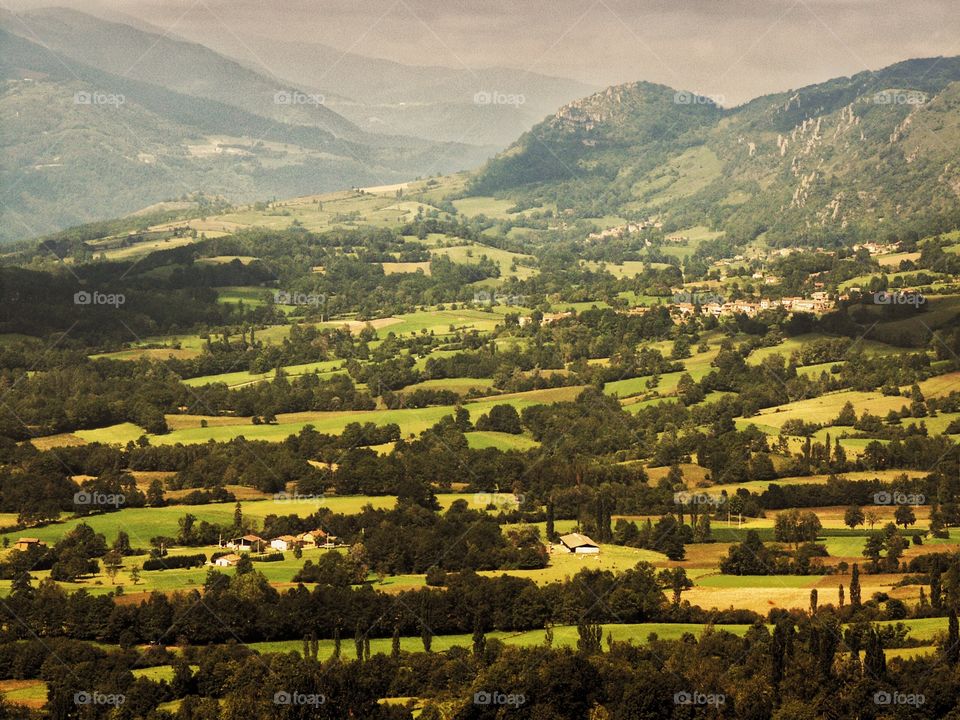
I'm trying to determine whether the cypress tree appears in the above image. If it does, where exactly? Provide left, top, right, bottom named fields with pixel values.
left=864, top=629, right=886, bottom=679
left=391, top=624, right=401, bottom=659
left=947, top=609, right=959, bottom=666
left=472, top=617, right=486, bottom=657
left=850, top=563, right=862, bottom=607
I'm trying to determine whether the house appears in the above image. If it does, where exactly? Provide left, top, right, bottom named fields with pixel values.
left=555, top=533, right=601, bottom=555
left=214, top=553, right=242, bottom=567
left=541, top=312, right=573, bottom=325
left=227, top=534, right=265, bottom=552
left=297, top=529, right=337, bottom=548
left=270, top=535, right=300, bottom=552
left=13, top=538, right=46, bottom=552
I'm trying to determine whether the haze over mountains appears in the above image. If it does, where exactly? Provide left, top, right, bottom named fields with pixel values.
left=1, top=7, right=591, bottom=241
left=177, top=31, right=597, bottom=147
left=3, top=6, right=960, bottom=246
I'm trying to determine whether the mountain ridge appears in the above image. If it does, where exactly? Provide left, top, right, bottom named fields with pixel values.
left=468, top=56, right=960, bottom=244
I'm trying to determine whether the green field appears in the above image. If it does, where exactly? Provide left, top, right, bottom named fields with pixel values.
left=246, top=616, right=950, bottom=660
left=0, top=493, right=516, bottom=549
left=183, top=360, right=343, bottom=388
left=465, top=431, right=540, bottom=450
left=149, top=385, right=585, bottom=445
left=247, top=621, right=755, bottom=659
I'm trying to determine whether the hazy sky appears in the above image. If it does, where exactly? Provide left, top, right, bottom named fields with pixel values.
left=6, top=0, right=960, bottom=104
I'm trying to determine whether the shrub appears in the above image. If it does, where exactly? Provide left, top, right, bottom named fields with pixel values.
left=142, top=553, right=206, bottom=571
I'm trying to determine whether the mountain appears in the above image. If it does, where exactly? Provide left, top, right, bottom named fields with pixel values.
left=1, top=7, right=360, bottom=137
left=165, top=31, right=596, bottom=148
left=469, top=58, right=960, bottom=244
left=0, top=12, right=493, bottom=243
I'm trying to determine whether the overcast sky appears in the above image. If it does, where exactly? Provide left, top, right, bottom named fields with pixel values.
left=7, top=0, right=960, bottom=105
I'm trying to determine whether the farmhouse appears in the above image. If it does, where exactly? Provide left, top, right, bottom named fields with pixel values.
left=13, top=537, right=46, bottom=551
left=270, top=535, right=301, bottom=552
left=555, top=533, right=601, bottom=554
left=227, top=534, right=265, bottom=552
left=297, top=529, right=337, bottom=548
left=214, top=553, right=242, bottom=567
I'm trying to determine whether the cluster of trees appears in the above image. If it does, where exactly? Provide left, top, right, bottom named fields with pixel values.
left=3, top=568, right=960, bottom=719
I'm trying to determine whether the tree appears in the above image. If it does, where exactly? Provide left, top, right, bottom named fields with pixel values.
left=354, top=622, right=364, bottom=661
left=838, top=583, right=845, bottom=608
left=102, top=549, right=123, bottom=585
left=113, top=530, right=133, bottom=556
left=475, top=404, right=522, bottom=434
left=850, top=563, right=862, bottom=607
left=453, top=405, right=473, bottom=432
left=844, top=505, right=865, bottom=530
left=130, top=567, right=141, bottom=585
left=809, top=588, right=818, bottom=614
left=931, top=566, right=943, bottom=609
left=693, top=514, right=711, bottom=543
left=863, top=533, right=885, bottom=571
left=50, top=548, right=97, bottom=582
left=146, top=478, right=165, bottom=507
left=864, top=509, right=880, bottom=530
left=947, top=609, right=959, bottom=666
left=472, top=618, right=486, bottom=657
left=774, top=509, right=822, bottom=547
left=658, top=568, right=693, bottom=607
left=676, top=373, right=704, bottom=405
left=236, top=554, right=253, bottom=575
left=835, top=401, right=857, bottom=426
left=577, top=621, right=603, bottom=656
left=864, top=628, right=886, bottom=679
left=894, top=504, right=916, bottom=529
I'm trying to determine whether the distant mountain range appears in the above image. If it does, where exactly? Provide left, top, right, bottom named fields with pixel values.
left=2, top=7, right=581, bottom=242
left=4, top=8, right=959, bottom=247
left=470, top=57, right=960, bottom=244
left=180, top=31, right=597, bottom=147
